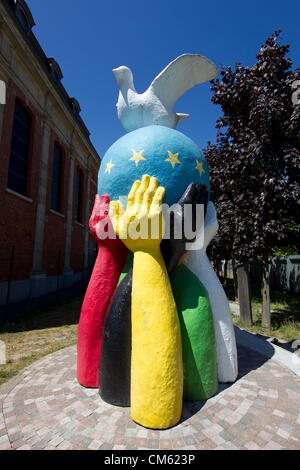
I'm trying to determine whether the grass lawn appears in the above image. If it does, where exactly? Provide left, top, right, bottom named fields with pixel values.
left=0, top=279, right=299, bottom=389
left=224, top=278, right=300, bottom=342
left=0, top=296, right=83, bottom=387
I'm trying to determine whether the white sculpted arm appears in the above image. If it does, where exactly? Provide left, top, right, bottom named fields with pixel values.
left=184, top=201, right=238, bottom=383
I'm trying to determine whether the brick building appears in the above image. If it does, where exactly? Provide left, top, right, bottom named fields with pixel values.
left=0, top=0, right=100, bottom=311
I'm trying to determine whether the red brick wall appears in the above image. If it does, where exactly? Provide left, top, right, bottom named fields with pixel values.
left=0, top=79, right=42, bottom=281
left=88, top=177, right=98, bottom=263
left=70, top=163, right=86, bottom=273
left=42, top=130, right=70, bottom=276
left=0, top=77, right=100, bottom=284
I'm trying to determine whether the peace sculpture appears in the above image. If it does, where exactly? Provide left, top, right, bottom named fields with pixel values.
left=77, top=54, right=238, bottom=429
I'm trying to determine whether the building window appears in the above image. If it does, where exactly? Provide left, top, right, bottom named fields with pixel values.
left=14, top=1, right=35, bottom=35
left=51, top=143, right=63, bottom=213
left=16, top=9, right=30, bottom=33
left=69, top=98, right=81, bottom=116
left=47, top=58, right=63, bottom=84
left=7, top=100, right=32, bottom=196
left=75, top=168, right=83, bottom=223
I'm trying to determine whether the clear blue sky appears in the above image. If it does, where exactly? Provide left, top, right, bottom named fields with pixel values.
left=26, top=0, right=299, bottom=159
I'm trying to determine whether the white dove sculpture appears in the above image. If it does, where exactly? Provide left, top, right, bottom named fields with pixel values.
left=113, top=53, right=218, bottom=132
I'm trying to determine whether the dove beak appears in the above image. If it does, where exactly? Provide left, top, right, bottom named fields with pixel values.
left=112, top=67, right=123, bottom=86
left=112, top=66, right=135, bottom=92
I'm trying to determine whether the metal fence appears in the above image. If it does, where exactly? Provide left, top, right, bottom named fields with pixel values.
left=249, top=255, right=300, bottom=294
left=0, top=245, right=97, bottom=324
left=214, top=256, right=300, bottom=294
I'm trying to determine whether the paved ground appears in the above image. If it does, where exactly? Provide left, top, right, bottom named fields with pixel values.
left=0, top=344, right=300, bottom=450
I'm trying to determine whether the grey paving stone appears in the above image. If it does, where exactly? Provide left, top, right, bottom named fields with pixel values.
left=0, top=344, right=299, bottom=451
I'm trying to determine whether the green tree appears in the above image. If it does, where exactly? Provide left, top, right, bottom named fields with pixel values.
left=205, top=31, right=300, bottom=329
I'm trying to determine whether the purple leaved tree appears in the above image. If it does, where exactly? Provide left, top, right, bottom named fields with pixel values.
left=205, top=31, right=300, bottom=329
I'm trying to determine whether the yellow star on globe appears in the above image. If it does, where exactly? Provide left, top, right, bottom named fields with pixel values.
left=129, top=149, right=147, bottom=167
left=165, top=150, right=181, bottom=169
left=105, top=158, right=115, bottom=175
left=195, top=160, right=205, bottom=177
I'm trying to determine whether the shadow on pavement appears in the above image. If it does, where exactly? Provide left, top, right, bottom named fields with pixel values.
left=180, top=337, right=275, bottom=424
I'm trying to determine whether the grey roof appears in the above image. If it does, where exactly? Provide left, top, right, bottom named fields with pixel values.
left=3, top=0, right=100, bottom=162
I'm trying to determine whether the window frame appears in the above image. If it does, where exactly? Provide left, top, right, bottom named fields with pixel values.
left=50, top=142, right=64, bottom=214
left=7, top=99, right=33, bottom=197
left=75, top=167, right=83, bottom=224
left=16, top=8, right=30, bottom=33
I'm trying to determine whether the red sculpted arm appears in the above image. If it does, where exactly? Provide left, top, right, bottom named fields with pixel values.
left=77, top=194, right=127, bottom=388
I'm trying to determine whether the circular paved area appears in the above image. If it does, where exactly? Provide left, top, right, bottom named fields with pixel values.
left=0, top=344, right=299, bottom=450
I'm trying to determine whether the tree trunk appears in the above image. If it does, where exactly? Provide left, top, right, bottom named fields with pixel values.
left=232, top=258, right=238, bottom=301
left=212, top=259, right=216, bottom=272
left=214, top=258, right=219, bottom=275
left=261, top=249, right=271, bottom=330
left=237, top=263, right=253, bottom=326
left=218, top=259, right=221, bottom=276
left=223, top=260, right=228, bottom=288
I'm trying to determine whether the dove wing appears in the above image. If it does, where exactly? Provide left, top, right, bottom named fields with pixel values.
left=150, top=54, right=218, bottom=107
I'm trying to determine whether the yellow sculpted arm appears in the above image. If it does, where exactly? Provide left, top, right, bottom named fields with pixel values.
left=109, top=175, right=183, bottom=429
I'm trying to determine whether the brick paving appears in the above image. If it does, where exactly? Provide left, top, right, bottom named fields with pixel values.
left=0, top=344, right=299, bottom=450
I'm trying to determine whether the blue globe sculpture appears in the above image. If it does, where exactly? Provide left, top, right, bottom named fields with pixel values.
left=98, top=125, right=209, bottom=206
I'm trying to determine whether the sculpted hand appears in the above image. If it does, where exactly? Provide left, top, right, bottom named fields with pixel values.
left=203, top=201, right=219, bottom=250
left=161, top=183, right=209, bottom=273
left=77, top=193, right=127, bottom=389
left=89, top=194, right=108, bottom=242
left=109, top=175, right=165, bottom=253
left=89, top=194, right=123, bottom=252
